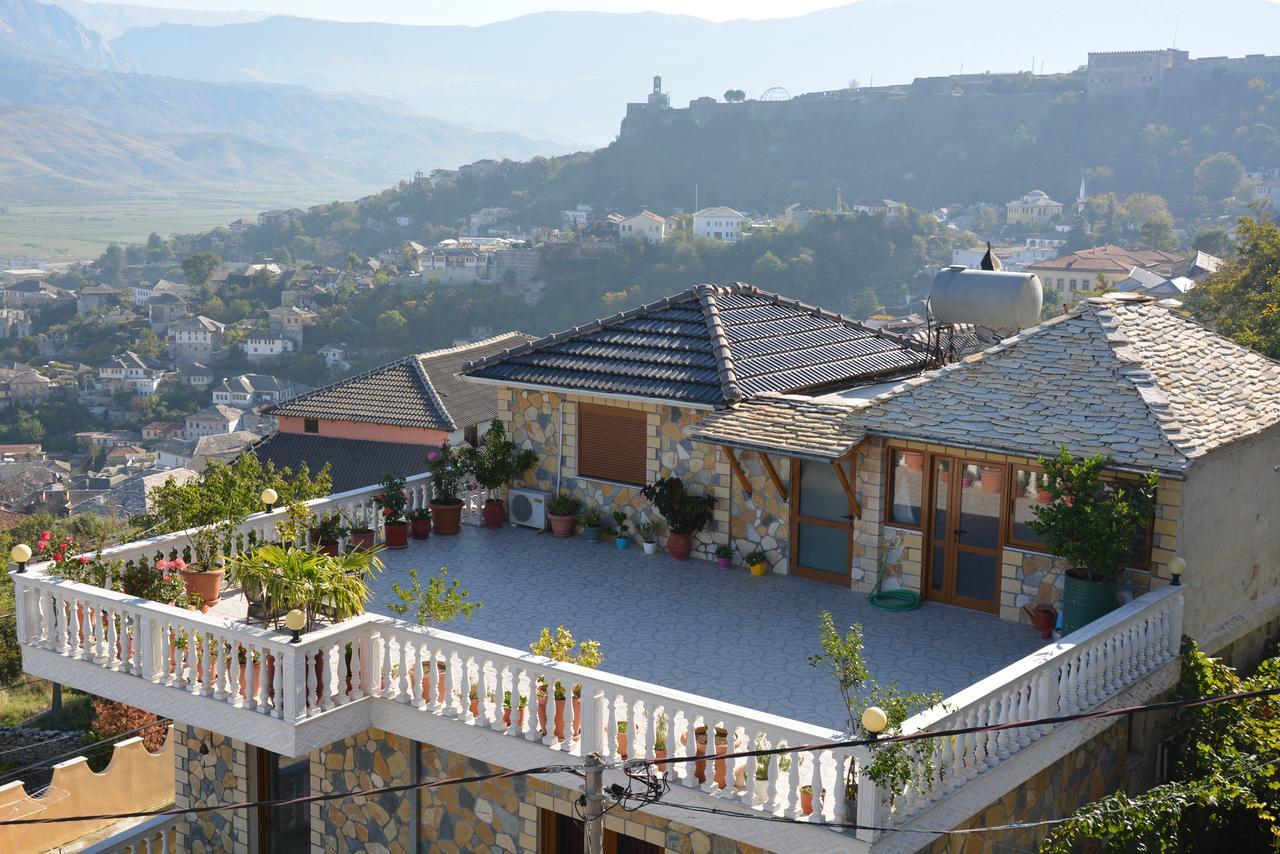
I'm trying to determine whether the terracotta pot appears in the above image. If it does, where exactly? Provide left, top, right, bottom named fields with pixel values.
left=616, top=731, right=628, bottom=759
left=1037, top=489, right=1053, bottom=504
left=548, top=513, right=576, bottom=537
left=800, top=788, right=814, bottom=816
left=666, top=532, right=693, bottom=560
left=350, top=530, right=376, bottom=550
left=481, top=498, right=506, bottom=529
left=1026, top=604, right=1057, bottom=640
left=430, top=501, right=463, bottom=535
left=317, top=542, right=339, bottom=556
left=690, top=726, right=728, bottom=787
left=655, top=748, right=668, bottom=773
left=384, top=522, right=409, bottom=550
left=238, top=661, right=261, bottom=699
left=502, top=706, right=526, bottom=728
left=410, top=518, right=431, bottom=540
left=980, top=467, right=1004, bottom=494
left=180, top=568, right=224, bottom=606
left=904, top=451, right=925, bottom=472
left=546, top=694, right=581, bottom=740
left=470, top=696, right=480, bottom=718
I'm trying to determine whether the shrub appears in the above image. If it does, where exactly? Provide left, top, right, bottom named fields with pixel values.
left=91, top=698, right=167, bottom=752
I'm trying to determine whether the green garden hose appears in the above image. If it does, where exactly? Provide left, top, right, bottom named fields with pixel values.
left=868, top=543, right=921, bottom=612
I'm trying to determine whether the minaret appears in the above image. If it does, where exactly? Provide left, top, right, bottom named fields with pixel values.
left=1077, top=178, right=1087, bottom=214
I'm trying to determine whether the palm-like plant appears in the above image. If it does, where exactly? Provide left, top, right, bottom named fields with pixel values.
left=228, top=544, right=382, bottom=631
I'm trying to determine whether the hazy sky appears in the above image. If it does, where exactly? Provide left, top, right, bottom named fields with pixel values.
left=87, top=0, right=855, bottom=26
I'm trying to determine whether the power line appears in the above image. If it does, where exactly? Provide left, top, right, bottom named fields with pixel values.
left=0, top=717, right=172, bottom=785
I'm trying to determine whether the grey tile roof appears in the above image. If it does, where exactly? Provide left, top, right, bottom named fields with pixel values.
left=263, top=332, right=533, bottom=431
left=246, top=432, right=428, bottom=493
left=691, top=294, right=1280, bottom=475
left=691, top=395, right=862, bottom=460
left=462, top=283, right=927, bottom=406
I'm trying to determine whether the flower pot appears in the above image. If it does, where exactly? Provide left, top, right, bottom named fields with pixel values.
left=238, top=661, right=261, bottom=700
left=642, top=542, right=657, bottom=555
left=800, top=788, right=815, bottom=816
left=1062, top=570, right=1118, bottom=635
left=542, top=694, right=580, bottom=740
left=689, top=726, right=729, bottom=788
left=317, top=542, right=339, bottom=557
left=482, top=498, right=506, bottom=529
left=904, top=451, right=925, bottom=472
left=350, top=530, right=376, bottom=550
left=583, top=526, right=602, bottom=543
left=754, top=778, right=771, bottom=804
left=655, top=748, right=668, bottom=773
left=548, top=513, right=576, bottom=538
left=749, top=562, right=768, bottom=577
left=1037, top=488, right=1053, bottom=504
left=716, top=557, right=731, bottom=569
left=430, top=501, right=463, bottom=535
left=980, top=466, right=1004, bottom=494
left=503, top=706, right=526, bottom=729
left=180, top=568, right=224, bottom=606
left=384, top=522, right=409, bottom=550
left=470, top=696, right=480, bottom=718
left=666, top=532, right=692, bottom=560
left=615, top=536, right=631, bottom=551
left=410, top=518, right=432, bottom=540
left=1025, top=604, right=1057, bottom=640
left=616, top=730, right=628, bottom=759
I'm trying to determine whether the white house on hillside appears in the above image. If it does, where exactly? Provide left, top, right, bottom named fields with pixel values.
left=692, top=207, right=746, bottom=242
left=1006, top=190, right=1064, bottom=225
left=618, top=211, right=669, bottom=243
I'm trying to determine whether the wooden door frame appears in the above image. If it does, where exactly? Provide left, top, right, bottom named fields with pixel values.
left=788, top=456, right=854, bottom=585
left=923, top=455, right=1003, bottom=614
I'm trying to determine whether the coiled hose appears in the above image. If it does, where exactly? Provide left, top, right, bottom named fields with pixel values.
left=868, top=541, right=921, bottom=612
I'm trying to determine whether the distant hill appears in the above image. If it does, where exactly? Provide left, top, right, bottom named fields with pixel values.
left=110, top=0, right=1280, bottom=143
left=0, top=0, right=120, bottom=69
left=0, top=61, right=570, bottom=200
left=47, top=0, right=266, bottom=40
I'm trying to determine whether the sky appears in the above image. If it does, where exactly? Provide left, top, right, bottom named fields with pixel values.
left=82, top=0, right=856, bottom=26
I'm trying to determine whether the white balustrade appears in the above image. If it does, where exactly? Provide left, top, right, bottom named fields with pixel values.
left=82, top=814, right=180, bottom=854
left=852, top=584, right=1183, bottom=842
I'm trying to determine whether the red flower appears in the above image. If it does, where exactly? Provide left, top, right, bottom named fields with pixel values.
left=79, top=556, right=89, bottom=565
left=36, top=541, right=46, bottom=552
left=39, top=531, right=50, bottom=541
left=172, top=558, right=186, bottom=570
left=53, top=553, right=63, bottom=562
left=382, top=508, right=392, bottom=516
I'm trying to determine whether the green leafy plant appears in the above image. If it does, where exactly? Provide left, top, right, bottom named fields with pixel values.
left=407, top=507, right=432, bottom=522
left=310, top=513, right=348, bottom=546
left=612, top=510, right=630, bottom=538
left=714, top=543, right=733, bottom=559
left=636, top=520, right=657, bottom=544
left=579, top=507, right=604, bottom=528
left=227, top=544, right=382, bottom=630
left=385, top=568, right=480, bottom=626
left=530, top=626, right=603, bottom=700
left=373, top=473, right=409, bottom=524
left=426, top=442, right=467, bottom=505
left=640, top=476, right=715, bottom=535
left=547, top=492, right=582, bottom=516
left=468, top=419, right=538, bottom=494
left=810, top=611, right=943, bottom=799
left=1028, top=447, right=1158, bottom=582
left=745, top=548, right=767, bottom=566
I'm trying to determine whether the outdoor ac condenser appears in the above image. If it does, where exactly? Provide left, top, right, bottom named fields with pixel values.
left=508, top=487, right=548, bottom=530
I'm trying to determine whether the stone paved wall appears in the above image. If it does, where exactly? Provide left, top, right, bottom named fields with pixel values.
left=173, top=723, right=248, bottom=853
left=726, top=450, right=790, bottom=573
left=500, top=387, right=730, bottom=559
left=310, top=727, right=415, bottom=853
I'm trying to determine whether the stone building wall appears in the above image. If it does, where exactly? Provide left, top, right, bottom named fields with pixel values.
left=500, top=387, right=730, bottom=559
left=310, top=727, right=415, bottom=853
left=725, top=450, right=790, bottom=573
left=172, top=723, right=249, bottom=853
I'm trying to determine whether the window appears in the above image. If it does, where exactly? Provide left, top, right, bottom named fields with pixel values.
left=577, top=403, right=647, bottom=485
left=887, top=449, right=924, bottom=527
left=1006, top=466, right=1154, bottom=568
left=539, top=809, right=660, bottom=854
left=254, top=750, right=309, bottom=853
left=303, top=418, right=319, bottom=434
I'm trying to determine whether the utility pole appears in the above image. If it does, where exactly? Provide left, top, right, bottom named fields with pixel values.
left=50, top=682, right=62, bottom=728
left=581, top=752, right=606, bottom=854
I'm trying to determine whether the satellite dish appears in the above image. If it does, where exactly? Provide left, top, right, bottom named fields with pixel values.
left=759, top=86, right=791, bottom=101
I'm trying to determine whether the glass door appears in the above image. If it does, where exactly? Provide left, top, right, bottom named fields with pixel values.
left=925, top=457, right=1003, bottom=613
left=255, top=749, right=310, bottom=853
left=790, top=458, right=854, bottom=584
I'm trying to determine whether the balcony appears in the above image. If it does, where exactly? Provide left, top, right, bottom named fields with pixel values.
left=9, top=475, right=1185, bottom=843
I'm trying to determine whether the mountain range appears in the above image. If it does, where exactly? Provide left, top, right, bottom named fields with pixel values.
left=106, top=0, right=1280, bottom=143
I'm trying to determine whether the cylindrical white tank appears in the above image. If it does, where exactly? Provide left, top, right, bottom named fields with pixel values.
left=929, top=266, right=1043, bottom=330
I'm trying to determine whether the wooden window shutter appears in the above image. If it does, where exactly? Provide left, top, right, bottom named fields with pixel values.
left=577, top=403, right=647, bottom=485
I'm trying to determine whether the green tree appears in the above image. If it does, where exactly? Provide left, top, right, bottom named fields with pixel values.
left=1189, top=215, right=1280, bottom=358
left=15, top=411, right=43, bottom=443
left=1194, top=152, right=1246, bottom=203
left=1139, top=216, right=1179, bottom=251
left=145, top=232, right=172, bottom=263
left=181, top=252, right=222, bottom=287
left=133, top=327, right=165, bottom=359
left=96, top=244, right=126, bottom=286
left=723, top=89, right=746, bottom=103
left=1193, top=228, right=1236, bottom=260
left=376, top=309, right=408, bottom=340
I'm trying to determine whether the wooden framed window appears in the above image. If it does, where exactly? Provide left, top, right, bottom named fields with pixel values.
left=538, top=809, right=660, bottom=854
left=885, top=447, right=925, bottom=529
left=303, top=418, right=319, bottom=434
left=577, top=403, right=647, bottom=485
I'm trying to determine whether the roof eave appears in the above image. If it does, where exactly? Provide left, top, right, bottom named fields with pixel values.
left=459, top=374, right=718, bottom=410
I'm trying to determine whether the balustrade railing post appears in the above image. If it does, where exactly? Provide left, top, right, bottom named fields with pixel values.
left=280, top=645, right=307, bottom=723
left=140, top=613, right=161, bottom=682
left=578, top=683, right=603, bottom=758
left=854, top=746, right=881, bottom=842
left=1167, top=589, right=1184, bottom=661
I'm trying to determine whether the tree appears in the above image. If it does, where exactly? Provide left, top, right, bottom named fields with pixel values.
left=1189, top=215, right=1280, bottom=358
left=133, top=327, right=165, bottom=359
left=1194, top=152, right=1246, bottom=204
left=96, top=244, right=126, bottom=286
left=181, top=252, right=221, bottom=287
left=1139, top=216, right=1179, bottom=251
left=376, top=309, right=407, bottom=340
left=145, top=232, right=172, bottom=263
left=1193, top=228, right=1235, bottom=260
left=723, top=89, right=746, bottom=103
left=15, top=411, right=43, bottom=443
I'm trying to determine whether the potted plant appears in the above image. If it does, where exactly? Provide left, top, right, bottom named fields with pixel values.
left=348, top=519, right=376, bottom=550
left=636, top=520, right=658, bottom=555
left=468, top=419, right=538, bottom=529
left=612, top=511, right=631, bottom=551
left=580, top=507, right=605, bottom=543
left=745, top=548, right=768, bottom=576
left=1029, top=448, right=1157, bottom=634
left=980, top=465, right=1004, bottom=494
left=373, top=473, right=410, bottom=549
left=615, top=719, right=629, bottom=759
left=640, top=476, right=716, bottom=560
left=386, top=567, right=480, bottom=702
left=529, top=626, right=602, bottom=741
left=310, top=514, right=348, bottom=556
left=227, top=544, right=383, bottom=632
left=426, top=442, right=466, bottom=535
left=654, top=713, right=669, bottom=771
left=502, top=691, right=528, bottom=728
left=180, top=521, right=238, bottom=606
left=714, top=543, right=733, bottom=569
left=547, top=492, right=582, bottom=537
left=408, top=507, right=432, bottom=540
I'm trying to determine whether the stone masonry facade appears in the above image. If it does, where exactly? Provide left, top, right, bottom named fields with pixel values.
left=173, top=723, right=249, bottom=853
left=500, top=387, right=731, bottom=560
left=310, top=727, right=415, bottom=853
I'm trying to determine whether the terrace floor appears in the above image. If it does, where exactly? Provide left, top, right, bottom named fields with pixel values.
left=212, top=526, right=1044, bottom=729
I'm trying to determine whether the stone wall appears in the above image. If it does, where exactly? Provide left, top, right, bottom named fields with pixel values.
left=500, top=387, right=730, bottom=559
left=173, top=723, right=249, bottom=853
left=726, top=450, right=790, bottom=573
left=311, top=727, right=415, bottom=853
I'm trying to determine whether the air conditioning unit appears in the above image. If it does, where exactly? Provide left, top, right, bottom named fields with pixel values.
left=508, top=487, right=548, bottom=530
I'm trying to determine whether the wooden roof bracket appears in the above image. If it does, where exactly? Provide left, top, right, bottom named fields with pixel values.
left=833, top=439, right=865, bottom=518
left=722, top=446, right=753, bottom=497
left=756, top=451, right=788, bottom=501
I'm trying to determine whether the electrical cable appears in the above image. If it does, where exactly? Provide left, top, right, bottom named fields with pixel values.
left=0, top=717, right=172, bottom=784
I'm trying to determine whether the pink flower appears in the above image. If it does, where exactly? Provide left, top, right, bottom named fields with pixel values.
left=156, top=559, right=169, bottom=571
left=427, top=451, right=438, bottom=462
left=53, top=553, right=63, bottom=562
left=39, top=531, right=50, bottom=541
left=63, top=535, right=72, bottom=543
left=79, top=556, right=89, bottom=565
left=36, top=541, right=46, bottom=552
left=172, top=558, right=186, bottom=570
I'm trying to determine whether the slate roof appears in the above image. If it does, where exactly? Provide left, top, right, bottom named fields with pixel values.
left=246, top=433, right=428, bottom=493
left=461, top=283, right=928, bottom=406
left=691, top=294, right=1280, bottom=476
left=1028, top=245, right=1182, bottom=274
left=264, top=332, right=533, bottom=430
left=691, top=395, right=860, bottom=461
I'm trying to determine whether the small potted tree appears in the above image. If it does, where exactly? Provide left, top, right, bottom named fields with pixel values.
left=529, top=626, right=602, bottom=741
left=612, top=510, right=631, bottom=551
left=385, top=567, right=481, bottom=703
left=426, top=442, right=466, bottom=535
left=373, top=473, right=409, bottom=549
left=714, top=543, right=733, bottom=570
left=547, top=492, right=582, bottom=537
left=408, top=507, right=432, bottom=540
left=636, top=520, right=658, bottom=555
left=1029, top=448, right=1157, bottom=634
left=469, top=419, right=539, bottom=529
left=310, top=514, right=348, bottom=556
left=580, top=507, right=605, bottom=543
left=640, top=476, right=716, bottom=560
